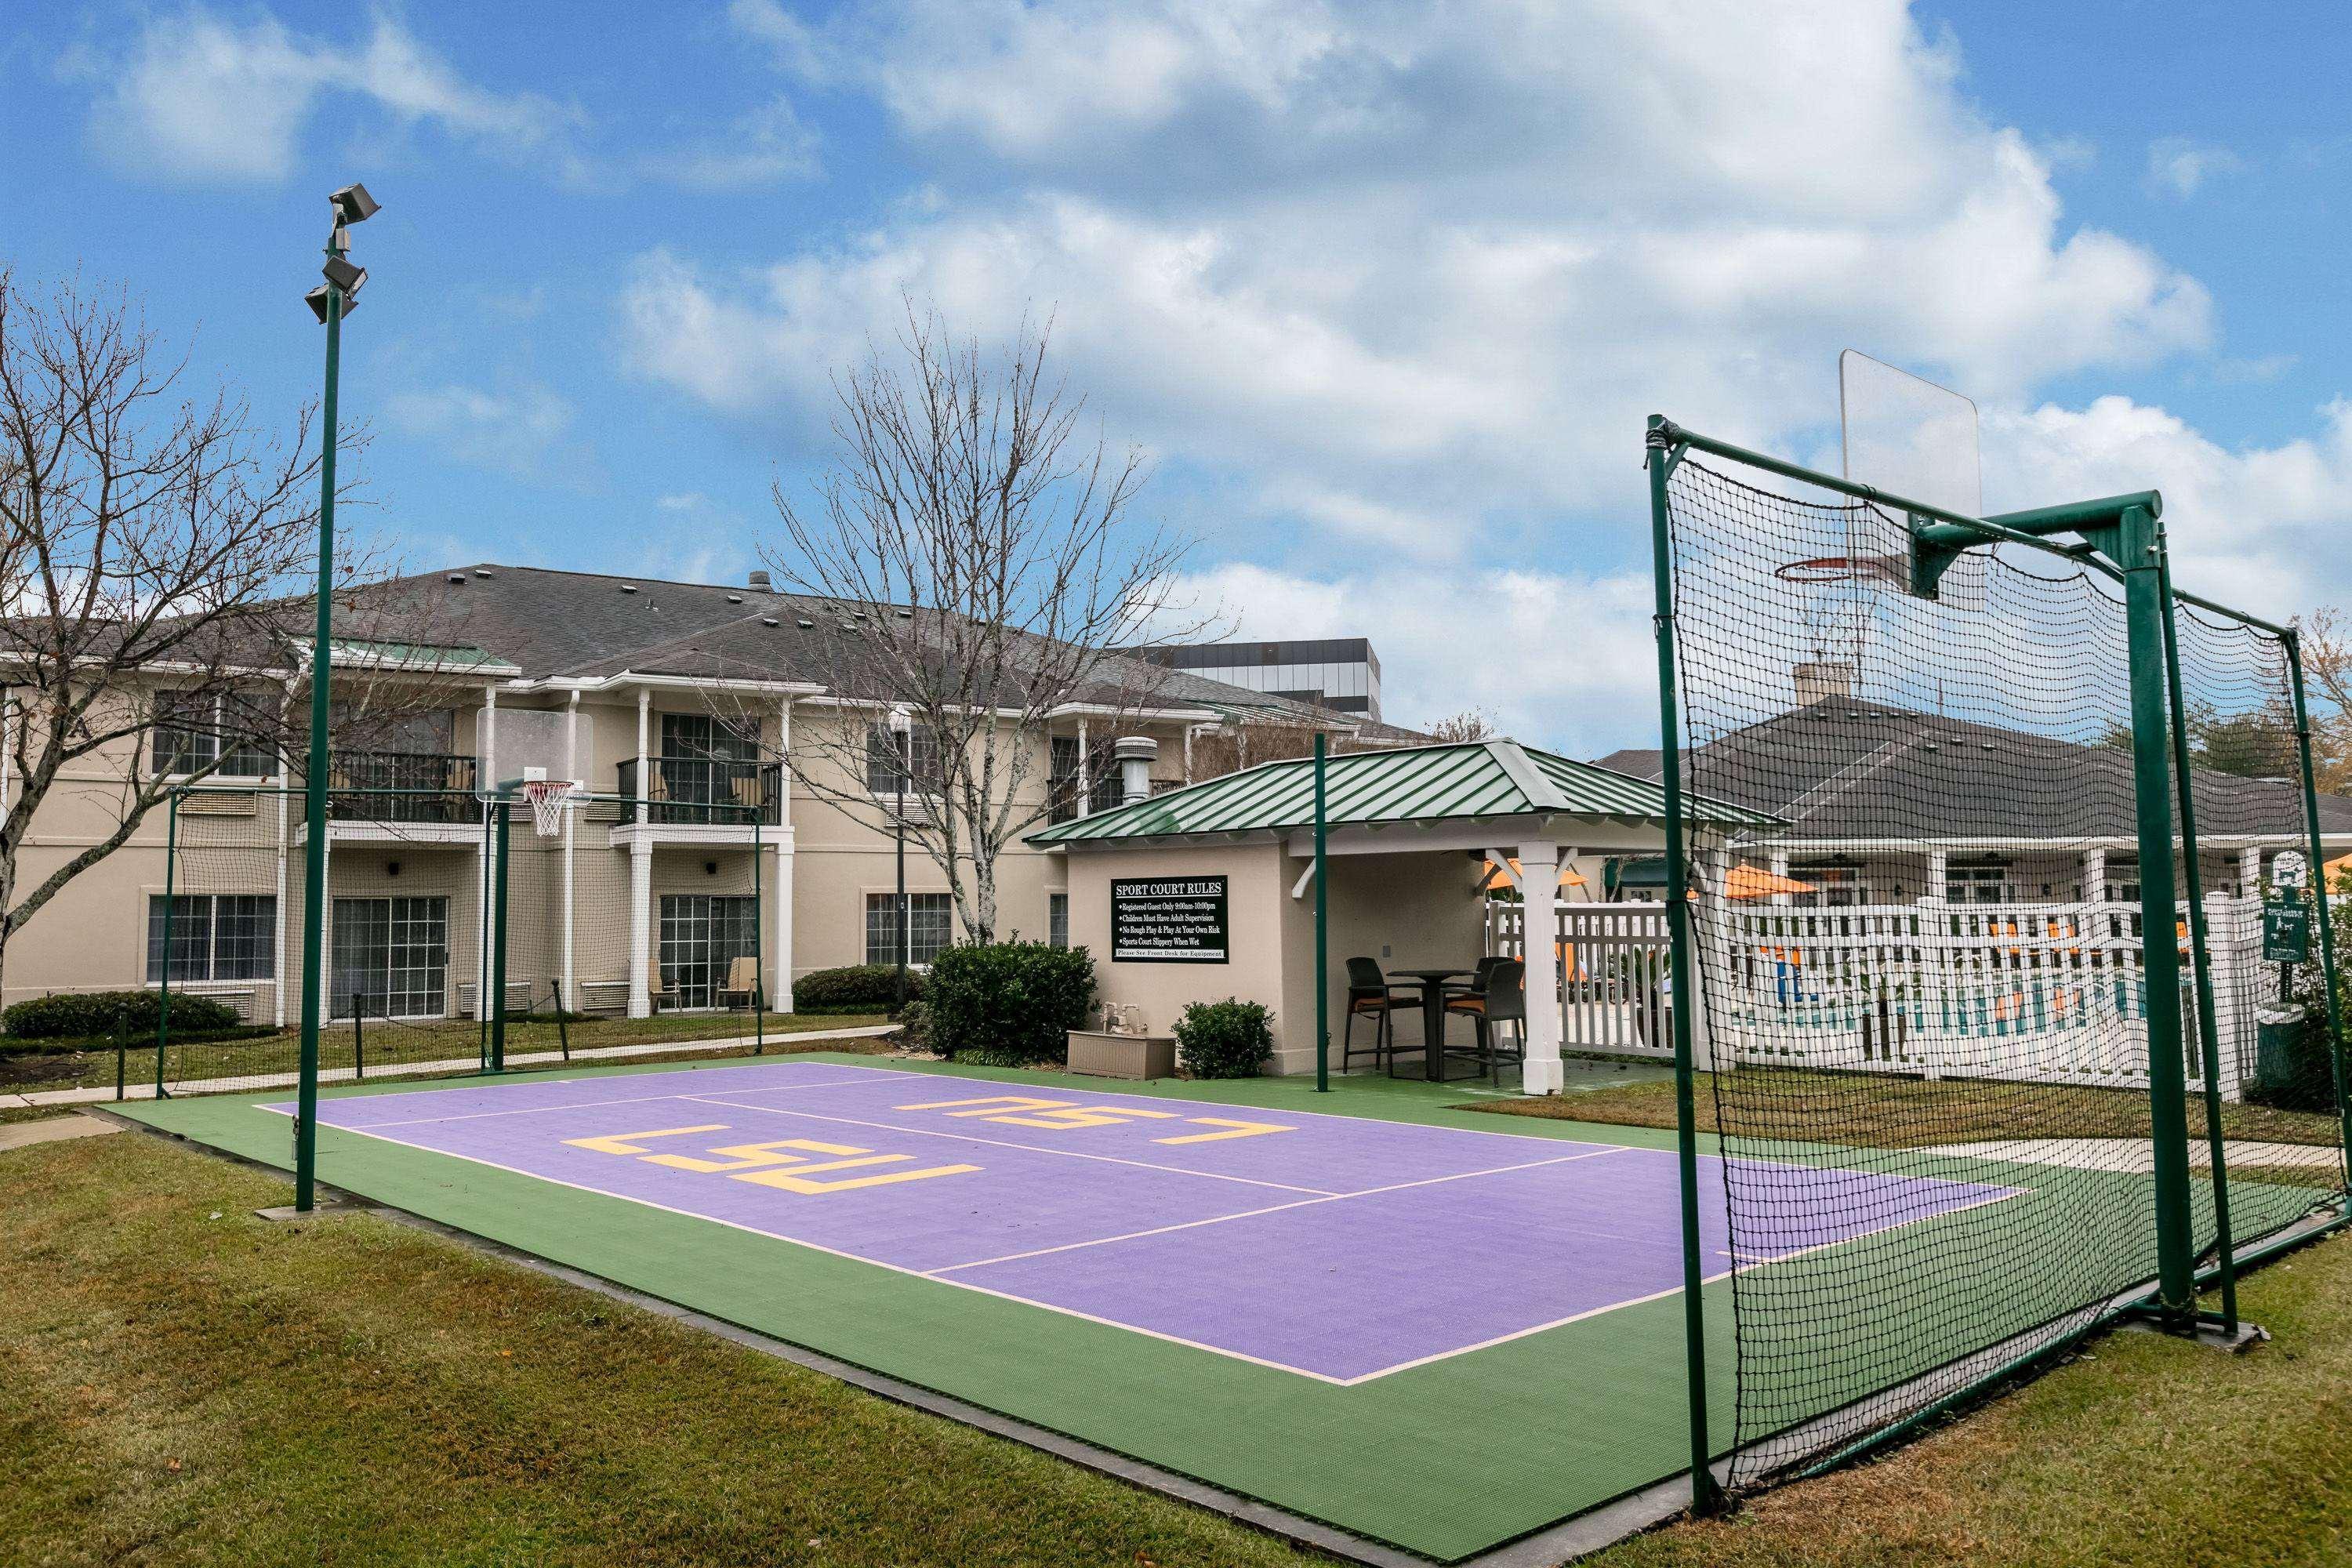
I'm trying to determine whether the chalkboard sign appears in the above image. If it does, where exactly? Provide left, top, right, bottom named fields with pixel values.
left=2263, top=899, right=2311, bottom=965
left=1111, top=877, right=1229, bottom=964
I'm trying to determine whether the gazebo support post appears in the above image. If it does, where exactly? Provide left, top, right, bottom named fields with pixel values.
left=1519, top=840, right=1565, bottom=1094
left=1314, top=731, right=1330, bottom=1093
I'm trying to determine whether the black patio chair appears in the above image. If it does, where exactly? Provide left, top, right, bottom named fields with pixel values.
left=1443, top=958, right=1527, bottom=1086
left=1342, top=956, right=1414, bottom=1073
left=1442, top=954, right=1504, bottom=1001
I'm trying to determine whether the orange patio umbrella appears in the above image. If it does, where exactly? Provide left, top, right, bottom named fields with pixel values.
left=1479, top=856, right=1590, bottom=894
left=1722, top=863, right=1816, bottom=900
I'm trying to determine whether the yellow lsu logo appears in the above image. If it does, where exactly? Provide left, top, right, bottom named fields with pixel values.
left=894, top=1096, right=1291, bottom=1144
left=564, top=1125, right=978, bottom=1192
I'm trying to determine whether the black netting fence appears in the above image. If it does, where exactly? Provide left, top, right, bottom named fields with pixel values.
left=1656, top=442, right=2348, bottom=1485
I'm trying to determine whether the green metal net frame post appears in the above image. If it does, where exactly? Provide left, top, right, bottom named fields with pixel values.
left=1643, top=412, right=2350, bottom=1492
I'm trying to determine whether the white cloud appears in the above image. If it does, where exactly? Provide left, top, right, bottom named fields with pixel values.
left=645, top=97, right=819, bottom=190
left=1985, top=396, right=2352, bottom=620
left=632, top=0, right=2209, bottom=570
left=72, top=5, right=582, bottom=183
left=1174, top=561, right=1661, bottom=754
left=385, top=380, right=594, bottom=486
left=2146, top=137, right=2241, bottom=200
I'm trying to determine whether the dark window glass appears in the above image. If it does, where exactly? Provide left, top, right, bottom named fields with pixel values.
left=866, top=892, right=953, bottom=965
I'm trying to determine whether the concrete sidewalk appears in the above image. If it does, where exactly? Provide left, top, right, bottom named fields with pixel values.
left=0, top=1025, right=898, bottom=1110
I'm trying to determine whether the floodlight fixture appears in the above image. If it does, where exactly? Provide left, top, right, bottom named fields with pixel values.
left=303, top=284, right=358, bottom=324
left=329, top=183, right=380, bottom=226
left=321, top=255, right=368, bottom=296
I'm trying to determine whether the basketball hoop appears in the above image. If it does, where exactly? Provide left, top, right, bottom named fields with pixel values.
left=1772, top=553, right=1911, bottom=589
left=520, top=779, right=579, bottom=837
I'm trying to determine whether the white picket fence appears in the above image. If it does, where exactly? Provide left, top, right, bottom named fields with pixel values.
left=1488, top=895, right=2270, bottom=1098
left=1488, top=901, right=1675, bottom=1062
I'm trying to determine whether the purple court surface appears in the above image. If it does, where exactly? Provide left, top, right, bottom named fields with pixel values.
left=274, top=1062, right=2017, bottom=1383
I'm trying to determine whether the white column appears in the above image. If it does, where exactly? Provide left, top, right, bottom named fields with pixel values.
left=481, top=684, right=498, bottom=790
left=772, top=834, right=794, bottom=1014
left=273, top=783, right=289, bottom=1027
left=475, top=833, right=489, bottom=1022
left=628, top=840, right=653, bottom=1018
left=777, top=699, right=792, bottom=818
left=1926, top=847, right=1948, bottom=903
left=2082, top=847, right=2107, bottom=904
left=2240, top=845, right=2263, bottom=898
left=1182, top=724, right=1194, bottom=785
left=635, top=690, right=651, bottom=825
left=1519, top=840, right=1565, bottom=1094
left=1076, top=717, right=1091, bottom=815
left=561, top=691, right=579, bottom=1011
left=1690, top=843, right=1726, bottom=1073
left=318, top=826, right=332, bottom=1014
left=1769, top=849, right=1792, bottom=906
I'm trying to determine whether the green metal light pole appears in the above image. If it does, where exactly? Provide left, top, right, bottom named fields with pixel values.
left=294, top=183, right=379, bottom=1213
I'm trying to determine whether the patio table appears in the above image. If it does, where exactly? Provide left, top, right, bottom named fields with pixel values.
left=1385, top=967, right=1479, bottom=1083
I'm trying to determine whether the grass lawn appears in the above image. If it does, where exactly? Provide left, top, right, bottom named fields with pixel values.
left=0, top=1011, right=892, bottom=1097
left=1598, top=1234, right=2352, bottom=1568
left=9, top=1098, right=2349, bottom=1567
left=0, top=1125, right=1301, bottom=1568
left=1474, top=1067, right=2347, bottom=1152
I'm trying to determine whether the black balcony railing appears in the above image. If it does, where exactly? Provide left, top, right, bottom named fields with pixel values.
left=619, top=756, right=782, bottom=826
left=325, top=752, right=480, bottom=823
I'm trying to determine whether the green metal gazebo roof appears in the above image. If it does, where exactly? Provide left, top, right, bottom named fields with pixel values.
left=1026, top=739, right=1777, bottom=846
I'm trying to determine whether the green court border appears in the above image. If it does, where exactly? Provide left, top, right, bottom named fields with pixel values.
left=133, top=1053, right=2317, bottom=1561
left=123, top=1054, right=1731, bottom=1562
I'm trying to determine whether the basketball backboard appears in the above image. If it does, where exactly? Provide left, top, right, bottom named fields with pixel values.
left=1839, top=350, right=1987, bottom=610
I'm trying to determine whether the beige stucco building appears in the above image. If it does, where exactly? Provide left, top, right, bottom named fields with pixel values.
left=0, top=564, right=1414, bottom=1026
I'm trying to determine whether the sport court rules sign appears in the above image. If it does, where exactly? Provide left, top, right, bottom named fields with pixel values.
left=1111, top=877, right=1229, bottom=963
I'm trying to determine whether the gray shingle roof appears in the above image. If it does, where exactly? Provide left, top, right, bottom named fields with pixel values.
left=1595, top=699, right=2352, bottom=843
left=339, top=564, right=1414, bottom=731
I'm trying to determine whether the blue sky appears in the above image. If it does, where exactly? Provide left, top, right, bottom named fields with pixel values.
left=6, top=2, right=2350, bottom=753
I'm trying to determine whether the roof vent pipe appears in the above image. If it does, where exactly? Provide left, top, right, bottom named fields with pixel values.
left=1113, top=735, right=1158, bottom=807
left=748, top=569, right=771, bottom=591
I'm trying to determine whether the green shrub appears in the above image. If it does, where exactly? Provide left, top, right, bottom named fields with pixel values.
left=1174, top=998, right=1274, bottom=1080
left=925, top=942, right=1095, bottom=1065
left=792, top=964, right=924, bottom=1014
left=2, top=989, right=241, bottom=1041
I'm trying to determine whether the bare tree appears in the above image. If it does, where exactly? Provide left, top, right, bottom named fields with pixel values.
left=753, top=306, right=1210, bottom=942
left=0, top=271, right=372, bottom=996
left=1424, top=707, right=1499, bottom=744
left=2293, top=608, right=2352, bottom=792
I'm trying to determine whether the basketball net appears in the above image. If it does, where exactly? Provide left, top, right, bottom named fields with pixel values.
left=520, top=779, right=579, bottom=837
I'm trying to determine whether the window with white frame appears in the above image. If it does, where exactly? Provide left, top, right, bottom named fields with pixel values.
left=1943, top=862, right=2013, bottom=904
left=1790, top=863, right=1864, bottom=907
left=865, top=722, right=942, bottom=793
left=147, top=895, right=277, bottom=983
left=150, top=692, right=276, bottom=778
left=866, top=892, right=953, bottom=966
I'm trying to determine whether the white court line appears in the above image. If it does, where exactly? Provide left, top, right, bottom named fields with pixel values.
left=291, top=1114, right=1373, bottom=1385
left=267, top=1094, right=2035, bottom=1388
left=681, top=1094, right=1342, bottom=1198
left=328, top=1073, right=891, bottom=1131
left=927, top=1146, right=1634, bottom=1276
